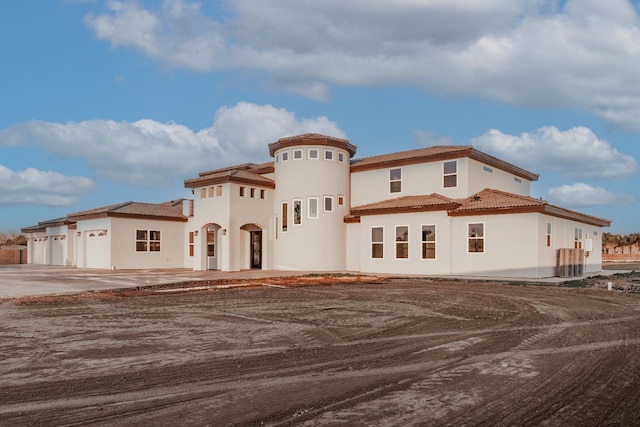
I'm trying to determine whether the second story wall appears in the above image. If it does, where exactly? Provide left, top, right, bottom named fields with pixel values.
left=467, top=158, right=531, bottom=196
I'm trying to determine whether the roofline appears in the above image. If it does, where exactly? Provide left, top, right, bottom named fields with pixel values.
left=184, top=172, right=276, bottom=189
left=350, top=146, right=539, bottom=181
left=268, top=134, right=357, bottom=158
left=350, top=202, right=461, bottom=216
left=448, top=204, right=611, bottom=227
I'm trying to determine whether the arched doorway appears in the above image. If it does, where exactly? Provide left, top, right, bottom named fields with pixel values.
left=202, top=224, right=221, bottom=270
left=240, top=224, right=263, bottom=269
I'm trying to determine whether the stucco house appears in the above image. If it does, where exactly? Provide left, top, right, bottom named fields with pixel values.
left=22, top=133, right=611, bottom=278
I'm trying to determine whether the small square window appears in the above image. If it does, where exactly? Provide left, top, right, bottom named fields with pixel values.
left=325, top=150, right=334, bottom=160
left=309, top=149, right=319, bottom=159
left=282, top=151, right=289, bottom=161
left=293, top=149, right=303, bottom=160
left=338, top=152, right=345, bottom=162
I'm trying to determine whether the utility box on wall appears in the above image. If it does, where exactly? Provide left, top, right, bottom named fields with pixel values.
left=557, top=248, right=585, bottom=278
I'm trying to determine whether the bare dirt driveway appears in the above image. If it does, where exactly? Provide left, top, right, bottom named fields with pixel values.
left=1, top=273, right=640, bottom=426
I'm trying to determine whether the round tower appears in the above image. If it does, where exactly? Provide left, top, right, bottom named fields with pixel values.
left=269, top=134, right=357, bottom=271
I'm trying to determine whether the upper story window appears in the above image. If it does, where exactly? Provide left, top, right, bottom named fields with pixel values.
left=275, top=154, right=280, bottom=163
left=239, top=186, right=245, bottom=197
left=483, top=166, right=493, bottom=173
left=293, top=199, right=302, bottom=225
left=338, top=195, right=345, bottom=206
left=468, top=223, right=484, bottom=253
left=324, top=196, right=333, bottom=212
left=208, top=187, right=215, bottom=197
left=200, top=188, right=207, bottom=198
left=309, top=149, right=319, bottom=159
left=282, top=151, right=289, bottom=161
left=390, top=168, right=402, bottom=193
left=325, top=150, right=334, bottom=160
left=216, top=186, right=222, bottom=197
left=308, top=197, right=318, bottom=219
left=260, top=189, right=266, bottom=199
left=338, top=152, right=345, bottom=162
left=250, top=188, right=256, bottom=198
left=443, top=161, right=457, bottom=188
left=293, top=149, right=303, bottom=160
left=514, top=177, right=522, bottom=183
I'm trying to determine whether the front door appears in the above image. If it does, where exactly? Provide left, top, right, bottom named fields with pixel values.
left=207, top=227, right=217, bottom=270
left=250, top=231, right=262, bottom=269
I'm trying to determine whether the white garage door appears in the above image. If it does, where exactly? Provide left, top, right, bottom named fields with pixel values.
left=86, top=232, right=109, bottom=269
left=31, top=239, right=47, bottom=264
left=51, top=237, right=65, bottom=265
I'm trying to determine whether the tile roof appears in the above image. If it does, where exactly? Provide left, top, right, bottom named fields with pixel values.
left=184, top=169, right=276, bottom=189
left=268, top=133, right=358, bottom=157
left=347, top=188, right=611, bottom=227
left=197, top=163, right=258, bottom=177
left=350, top=145, right=539, bottom=181
left=350, top=194, right=460, bottom=216
left=68, top=201, right=186, bottom=222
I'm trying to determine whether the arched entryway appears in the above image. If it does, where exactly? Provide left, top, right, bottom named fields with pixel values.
left=240, top=224, right=263, bottom=269
left=202, top=223, right=222, bottom=270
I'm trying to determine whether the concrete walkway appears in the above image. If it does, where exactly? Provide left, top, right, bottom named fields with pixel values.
left=0, top=264, right=629, bottom=298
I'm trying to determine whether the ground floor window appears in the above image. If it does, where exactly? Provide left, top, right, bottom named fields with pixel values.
left=468, top=223, right=484, bottom=253
left=396, top=226, right=409, bottom=259
left=282, top=203, right=288, bottom=232
left=371, top=227, right=384, bottom=259
left=136, top=230, right=161, bottom=252
left=189, top=231, right=194, bottom=256
left=422, top=225, right=436, bottom=259
left=308, top=197, right=318, bottom=219
left=546, top=222, right=552, bottom=247
left=293, top=199, right=302, bottom=225
left=574, top=228, right=583, bottom=249
left=207, top=227, right=215, bottom=256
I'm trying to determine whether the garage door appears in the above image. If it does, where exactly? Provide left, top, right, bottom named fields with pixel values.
left=86, top=231, right=109, bottom=269
left=31, top=239, right=46, bottom=264
left=51, top=236, right=65, bottom=265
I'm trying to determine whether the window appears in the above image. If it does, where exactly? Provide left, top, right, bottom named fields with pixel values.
left=390, top=168, right=402, bottom=193
left=325, top=150, right=334, bottom=160
left=309, top=149, right=319, bottom=159
left=239, top=186, right=245, bottom=197
left=207, top=227, right=215, bottom=256
left=275, top=154, right=280, bottom=163
left=216, top=186, right=222, bottom=196
left=338, top=152, right=345, bottom=162
left=371, top=227, right=384, bottom=259
left=282, top=202, right=288, bottom=232
left=189, top=232, right=194, bottom=257
left=200, top=188, right=207, bottom=198
left=468, top=223, right=484, bottom=253
left=396, top=226, right=409, bottom=259
left=324, top=196, right=333, bottom=212
left=275, top=216, right=279, bottom=240
left=308, top=197, right=318, bottom=219
left=514, top=177, right=522, bottom=183
left=208, top=187, right=215, bottom=197
left=444, top=161, right=457, bottom=188
left=546, top=222, right=552, bottom=247
left=575, top=228, right=583, bottom=249
left=136, top=230, right=161, bottom=252
left=293, top=149, right=303, bottom=160
left=260, top=189, right=265, bottom=199
left=422, top=225, right=436, bottom=259
left=282, top=151, right=289, bottom=161
left=483, top=166, right=493, bottom=173
left=338, top=195, right=345, bottom=206
left=293, top=199, right=302, bottom=225
left=250, top=188, right=256, bottom=198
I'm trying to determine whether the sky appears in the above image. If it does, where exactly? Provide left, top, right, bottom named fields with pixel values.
left=1, top=0, right=640, bottom=233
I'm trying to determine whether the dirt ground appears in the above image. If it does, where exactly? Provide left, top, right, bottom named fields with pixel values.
left=2, top=270, right=640, bottom=426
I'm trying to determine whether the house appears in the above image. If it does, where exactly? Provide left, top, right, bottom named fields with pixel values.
left=22, top=133, right=611, bottom=278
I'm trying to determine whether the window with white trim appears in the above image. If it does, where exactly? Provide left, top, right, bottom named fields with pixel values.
left=136, top=230, right=161, bottom=252
left=188, top=231, right=194, bottom=257
left=396, top=226, right=409, bottom=259
left=338, top=152, right=345, bottom=162
left=282, top=151, right=289, bottom=161
left=309, top=149, right=319, bottom=159
left=371, top=227, right=384, bottom=259
left=324, top=149, right=334, bottom=160
left=546, top=222, right=552, bottom=247
left=574, top=228, right=583, bottom=249
left=308, top=197, right=318, bottom=219
left=444, top=161, right=457, bottom=188
left=468, top=223, right=484, bottom=253
left=422, top=225, right=436, bottom=259
left=282, top=202, right=288, bottom=232
left=293, top=199, right=302, bottom=225
left=293, top=149, right=303, bottom=160
left=390, top=168, right=402, bottom=193
left=338, top=195, right=345, bottom=206
left=324, top=196, right=333, bottom=212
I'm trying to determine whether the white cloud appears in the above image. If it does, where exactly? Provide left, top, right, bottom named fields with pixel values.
left=84, top=0, right=640, bottom=129
left=547, top=183, right=638, bottom=208
left=0, top=103, right=345, bottom=186
left=471, top=126, right=638, bottom=180
left=0, top=165, right=95, bottom=206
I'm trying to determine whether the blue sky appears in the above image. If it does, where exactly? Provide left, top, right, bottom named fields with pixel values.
left=1, top=0, right=639, bottom=233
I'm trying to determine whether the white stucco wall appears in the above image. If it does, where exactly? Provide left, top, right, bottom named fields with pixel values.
left=110, top=217, right=185, bottom=269
left=467, top=159, right=531, bottom=196
left=273, top=145, right=351, bottom=270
